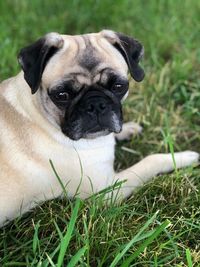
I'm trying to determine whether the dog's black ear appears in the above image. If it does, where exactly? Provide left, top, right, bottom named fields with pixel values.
left=102, top=30, right=145, bottom=82
left=18, top=32, right=64, bottom=94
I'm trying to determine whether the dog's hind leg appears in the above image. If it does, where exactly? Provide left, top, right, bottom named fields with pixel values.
left=113, top=151, right=199, bottom=199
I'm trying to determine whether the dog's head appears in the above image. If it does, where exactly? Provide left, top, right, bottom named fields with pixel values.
left=18, top=30, right=144, bottom=140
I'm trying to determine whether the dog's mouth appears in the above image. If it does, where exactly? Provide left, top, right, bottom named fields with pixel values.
left=61, top=113, right=122, bottom=140
left=61, top=87, right=123, bottom=141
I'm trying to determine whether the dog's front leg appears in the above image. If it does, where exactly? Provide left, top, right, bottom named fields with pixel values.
left=113, top=151, right=199, bottom=199
left=115, top=121, right=143, bottom=141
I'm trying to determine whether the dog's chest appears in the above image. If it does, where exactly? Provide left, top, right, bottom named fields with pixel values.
left=28, top=133, right=116, bottom=199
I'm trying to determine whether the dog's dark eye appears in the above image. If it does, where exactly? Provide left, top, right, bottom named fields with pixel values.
left=112, top=81, right=129, bottom=95
left=114, top=84, right=124, bottom=90
left=54, top=92, right=69, bottom=101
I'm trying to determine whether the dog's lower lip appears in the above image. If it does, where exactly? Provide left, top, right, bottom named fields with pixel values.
left=68, top=133, right=83, bottom=141
left=84, top=129, right=110, bottom=139
left=86, top=125, right=103, bottom=133
left=61, top=122, right=122, bottom=140
left=61, top=127, right=81, bottom=140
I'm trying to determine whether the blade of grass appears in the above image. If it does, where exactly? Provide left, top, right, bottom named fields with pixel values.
left=87, top=180, right=127, bottom=201
left=121, top=219, right=171, bottom=267
left=42, top=215, right=81, bottom=267
left=110, top=211, right=159, bottom=267
left=4, top=263, right=27, bottom=266
left=73, top=147, right=84, bottom=198
left=67, top=246, right=87, bottom=267
left=42, top=244, right=61, bottom=267
left=49, top=159, right=69, bottom=197
left=56, top=198, right=81, bottom=267
left=83, top=217, right=90, bottom=266
left=53, top=221, right=64, bottom=240
left=162, top=115, right=177, bottom=171
left=32, top=220, right=40, bottom=255
left=42, top=221, right=66, bottom=266
left=45, top=253, right=57, bottom=267
left=186, top=248, right=193, bottom=267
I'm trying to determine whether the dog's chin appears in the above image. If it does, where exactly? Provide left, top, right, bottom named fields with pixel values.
left=83, top=129, right=111, bottom=139
left=61, top=115, right=123, bottom=141
left=63, top=129, right=112, bottom=141
left=62, top=125, right=122, bottom=141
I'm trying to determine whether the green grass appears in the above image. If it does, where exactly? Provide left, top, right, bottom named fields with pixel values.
left=0, top=0, right=200, bottom=266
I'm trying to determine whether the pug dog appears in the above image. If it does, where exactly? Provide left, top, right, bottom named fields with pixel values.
left=0, top=30, right=199, bottom=226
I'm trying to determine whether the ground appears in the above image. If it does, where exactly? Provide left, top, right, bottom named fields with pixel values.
left=0, top=1, right=200, bottom=266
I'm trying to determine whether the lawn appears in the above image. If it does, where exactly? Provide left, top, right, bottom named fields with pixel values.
left=0, top=0, right=200, bottom=266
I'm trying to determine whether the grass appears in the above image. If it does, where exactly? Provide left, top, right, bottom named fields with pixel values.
left=0, top=0, right=200, bottom=266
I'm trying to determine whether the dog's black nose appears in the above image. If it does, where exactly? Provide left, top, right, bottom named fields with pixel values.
left=85, top=97, right=110, bottom=115
left=86, top=100, right=108, bottom=114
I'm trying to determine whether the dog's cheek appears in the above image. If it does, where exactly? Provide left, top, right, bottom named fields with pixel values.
left=61, top=117, right=84, bottom=140
left=39, top=90, right=65, bottom=127
left=60, top=108, right=83, bottom=138
left=111, top=109, right=123, bottom=133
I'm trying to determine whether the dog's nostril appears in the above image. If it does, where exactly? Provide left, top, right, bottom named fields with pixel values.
left=87, top=104, right=95, bottom=113
left=99, top=102, right=106, bottom=111
left=86, top=101, right=107, bottom=114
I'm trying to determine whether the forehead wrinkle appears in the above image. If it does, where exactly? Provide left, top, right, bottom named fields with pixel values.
left=77, top=35, right=87, bottom=49
left=76, top=75, right=91, bottom=85
left=96, top=37, right=128, bottom=73
left=95, top=37, right=112, bottom=58
left=73, top=38, right=80, bottom=59
left=43, top=34, right=128, bottom=90
left=53, top=72, right=92, bottom=88
left=78, top=35, right=100, bottom=72
left=49, top=78, right=66, bottom=90
left=62, top=36, right=79, bottom=60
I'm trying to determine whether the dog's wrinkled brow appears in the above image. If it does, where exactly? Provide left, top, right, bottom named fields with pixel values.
left=78, top=36, right=100, bottom=71
left=49, top=79, right=80, bottom=92
left=49, top=67, right=118, bottom=92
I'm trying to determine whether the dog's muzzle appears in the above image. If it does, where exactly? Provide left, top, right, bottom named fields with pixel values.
left=61, top=86, right=123, bottom=140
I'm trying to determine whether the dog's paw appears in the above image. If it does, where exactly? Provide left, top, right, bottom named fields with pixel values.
left=115, top=122, right=143, bottom=141
left=175, top=151, right=199, bottom=168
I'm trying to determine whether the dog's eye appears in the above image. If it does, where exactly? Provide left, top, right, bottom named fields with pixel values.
left=54, top=92, right=69, bottom=101
left=114, top=84, right=123, bottom=89
left=112, top=82, right=128, bottom=93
